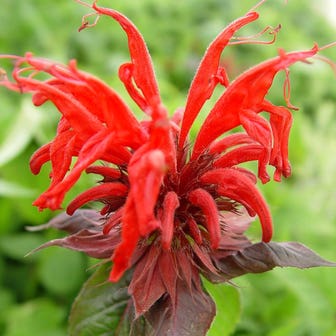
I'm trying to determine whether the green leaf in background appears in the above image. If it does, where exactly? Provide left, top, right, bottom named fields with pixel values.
left=4, top=298, right=66, bottom=336
left=0, top=233, right=45, bottom=261
left=204, top=280, right=241, bottom=336
left=0, top=98, right=43, bottom=167
left=69, top=262, right=132, bottom=336
left=37, top=248, right=87, bottom=296
left=0, top=287, right=15, bottom=333
left=0, top=179, right=35, bottom=198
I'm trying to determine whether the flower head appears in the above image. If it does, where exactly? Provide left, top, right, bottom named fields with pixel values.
left=1, top=1, right=335, bottom=334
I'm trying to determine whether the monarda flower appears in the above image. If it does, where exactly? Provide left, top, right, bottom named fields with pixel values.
left=1, top=1, right=335, bottom=335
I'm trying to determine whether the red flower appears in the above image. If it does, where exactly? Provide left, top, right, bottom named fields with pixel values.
left=1, top=1, right=335, bottom=334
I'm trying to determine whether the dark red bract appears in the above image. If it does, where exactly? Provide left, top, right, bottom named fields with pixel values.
left=1, top=1, right=335, bottom=335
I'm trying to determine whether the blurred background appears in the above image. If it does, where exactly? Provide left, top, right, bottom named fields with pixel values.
left=0, top=0, right=336, bottom=335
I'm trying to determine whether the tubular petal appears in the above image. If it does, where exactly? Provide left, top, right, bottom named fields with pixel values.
left=187, top=217, right=203, bottom=245
left=209, top=133, right=256, bottom=155
left=33, top=131, right=124, bottom=210
left=200, top=168, right=272, bottom=242
left=29, top=143, right=51, bottom=175
left=188, top=188, right=221, bottom=249
left=192, top=45, right=319, bottom=159
left=103, top=207, right=124, bottom=234
left=66, top=182, right=128, bottom=215
left=261, top=100, right=293, bottom=180
left=110, top=197, right=140, bottom=282
left=48, top=130, right=78, bottom=187
left=214, top=144, right=270, bottom=184
left=91, top=2, right=164, bottom=117
left=161, top=191, right=180, bottom=250
left=86, top=166, right=122, bottom=180
left=179, top=11, right=259, bottom=148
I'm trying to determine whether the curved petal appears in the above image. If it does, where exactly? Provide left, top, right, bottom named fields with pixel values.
left=179, top=11, right=259, bottom=147
left=29, top=143, right=51, bottom=175
left=261, top=99, right=293, bottom=180
left=160, top=191, right=180, bottom=250
left=128, top=149, right=166, bottom=236
left=213, top=143, right=270, bottom=183
left=188, top=188, right=221, bottom=249
left=33, top=130, right=129, bottom=210
left=209, top=132, right=256, bottom=155
left=66, top=182, right=128, bottom=215
left=110, top=197, right=140, bottom=282
left=192, top=45, right=319, bottom=159
left=200, top=168, right=272, bottom=242
left=90, top=2, right=164, bottom=118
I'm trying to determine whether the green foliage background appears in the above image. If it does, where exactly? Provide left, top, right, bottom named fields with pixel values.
left=0, top=0, right=336, bottom=335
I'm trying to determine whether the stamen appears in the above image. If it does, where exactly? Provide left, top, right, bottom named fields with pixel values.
left=74, top=0, right=92, bottom=8
left=314, top=54, right=336, bottom=76
left=78, top=12, right=100, bottom=32
left=248, top=0, right=287, bottom=13
left=283, top=68, right=299, bottom=110
left=248, top=0, right=268, bottom=12
left=318, top=41, right=336, bottom=51
left=229, top=24, right=281, bottom=46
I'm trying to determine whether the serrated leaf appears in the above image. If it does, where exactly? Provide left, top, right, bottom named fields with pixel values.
left=69, top=263, right=132, bottom=336
left=204, top=281, right=241, bottom=336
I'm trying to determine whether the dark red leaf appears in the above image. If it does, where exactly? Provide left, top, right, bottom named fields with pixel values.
left=215, top=241, right=336, bottom=281
left=26, top=209, right=102, bottom=234
left=144, top=277, right=216, bottom=336
left=29, top=228, right=119, bottom=259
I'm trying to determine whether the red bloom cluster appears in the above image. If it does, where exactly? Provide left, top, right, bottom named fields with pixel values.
left=1, top=1, right=334, bottom=334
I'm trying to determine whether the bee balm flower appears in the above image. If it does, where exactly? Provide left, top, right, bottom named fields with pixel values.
left=1, top=1, right=334, bottom=335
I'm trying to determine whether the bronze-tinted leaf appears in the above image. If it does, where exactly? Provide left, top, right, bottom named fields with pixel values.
left=216, top=242, right=336, bottom=281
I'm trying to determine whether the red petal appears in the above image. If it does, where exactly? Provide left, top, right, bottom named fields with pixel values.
left=187, top=217, right=203, bottom=245
left=85, top=165, right=122, bottom=180
left=214, top=143, right=270, bottom=184
left=103, top=207, right=124, bottom=234
left=188, top=188, right=221, bottom=249
left=192, top=45, right=319, bottom=159
left=33, top=130, right=126, bottom=210
left=262, top=100, right=293, bottom=180
left=66, top=182, right=128, bottom=215
left=179, top=11, right=259, bottom=147
left=128, top=149, right=166, bottom=236
left=160, top=191, right=180, bottom=250
left=110, top=197, right=140, bottom=282
left=209, top=132, right=256, bottom=154
left=48, top=129, right=78, bottom=186
left=200, top=168, right=272, bottom=242
left=29, top=143, right=51, bottom=175
left=91, top=3, right=164, bottom=118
